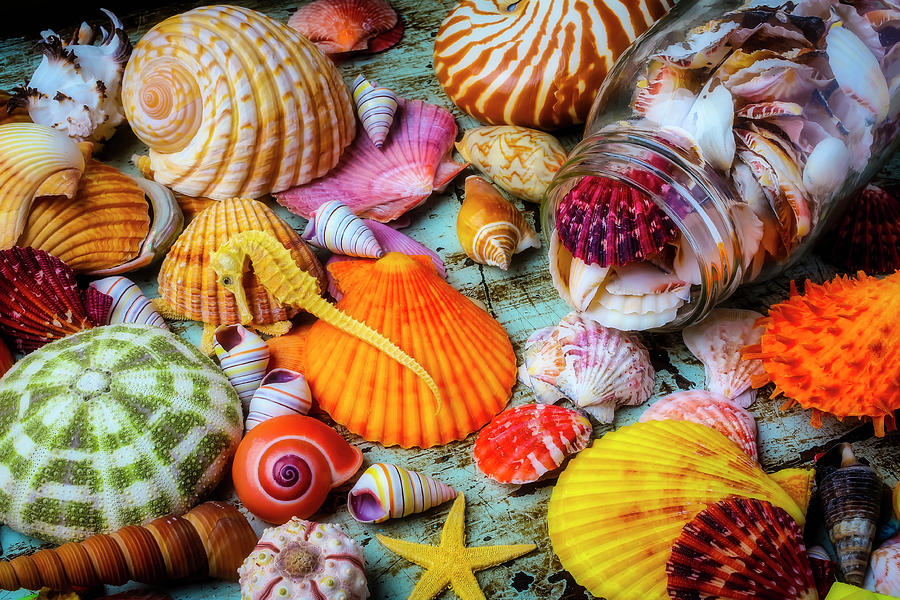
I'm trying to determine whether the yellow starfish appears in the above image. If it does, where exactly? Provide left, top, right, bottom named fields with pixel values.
left=376, top=493, right=536, bottom=600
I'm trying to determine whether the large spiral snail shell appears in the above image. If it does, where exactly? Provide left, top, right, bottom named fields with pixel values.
left=122, top=5, right=355, bottom=200
left=433, top=0, right=672, bottom=129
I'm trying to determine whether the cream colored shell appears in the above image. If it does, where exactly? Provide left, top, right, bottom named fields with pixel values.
left=0, top=123, right=85, bottom=249
left=122, top=5, right=355, bottom=201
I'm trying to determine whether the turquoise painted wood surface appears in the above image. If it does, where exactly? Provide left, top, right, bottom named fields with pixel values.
left=0, top=2, right=899, bottom=599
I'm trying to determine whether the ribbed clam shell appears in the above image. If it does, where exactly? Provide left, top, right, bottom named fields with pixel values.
left=122, top=5, right=355, bottom=200
left=816, top=443, right=882, bottom=586
left=0, top=247, right=95, bottom=353
left=639, top=390, right=758, bottom=460
left=554, top=175, right=678, bottom=268
left=352, top=75, right=398, bottom=149
left=666, top=498, right=818, bottom=600
left=157, top=197, right=325, bottom=325
left=348, top=463, right=456, bottom=522
left=433, top=0, right=672, bottom=129
left=474, top=404, right=592, bottom=484
left=547, top=420, right=804, bottom=600
left=245, top=369, right=312, bottom=432
left=19, top=160, right=149, bottom=273
left=865, top=537, right=900, bottom=596
left=213, top=324, right=270, bottom=408
left=682, top=307, right=766, bottom=401
left=457, top=176, right=539, bottom=270
left=455, top=126, right=567, bottom=202
left=232, top=415, right=363, bottom=523
left=306, top=253, right=516, bottom=448
left=0, top=123, right=85, bottom=249
left=302, top=200, right=384, bottom=258
left=275, top=98, right=466, bottom=223
left=89, top=277, right=167, bottom=329
left=553, top=312, right=655, bottom=423
left=288, top=0, right=398, bottom=55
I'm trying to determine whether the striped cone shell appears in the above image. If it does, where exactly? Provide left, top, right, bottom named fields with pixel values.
left=302, top=200, right=384, bottom=258
left=213, top=324, right=270, bottom=408
left=245, top=368, right=312, bottom=432
left=348, top=463, right=456, bottom=523
left=89, top=276, right=168, bottom=329
left=474, top=404, right=592, bottom=485
left=433, top=0, right=672, bottom=129
left=352, top=75, right=398, bottom=149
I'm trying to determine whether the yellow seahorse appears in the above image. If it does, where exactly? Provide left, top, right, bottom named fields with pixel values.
left=210, top=230, right=442, bottom=410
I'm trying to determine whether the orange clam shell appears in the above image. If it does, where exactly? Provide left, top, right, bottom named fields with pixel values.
left=266, top=322, right=313, bottom=374
left=306, top=253, right=517, bottom=448
left=157, top=198, right=326, bottom=326
left=19, top=160, right=150, bottom=273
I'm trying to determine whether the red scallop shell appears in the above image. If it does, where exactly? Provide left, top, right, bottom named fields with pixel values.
left=287, top=0, right=400, bottom=56
left=822, top=184, right=900, bottom=274
left=554, top=175, right=677, bottom=268
left=0, top=338, right=12, bottom=378
left=82, top=286, right=113, bottom=327
left=474, top=403, right=592, bottom=485
left=0, top=247, right=96, bottom=353
left=667, top=497, right=818, bottom=600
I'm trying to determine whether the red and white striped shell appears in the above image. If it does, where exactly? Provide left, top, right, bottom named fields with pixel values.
left=474, top=403, right=592, bottom=484
left=432, top=0, right=672, bottom=129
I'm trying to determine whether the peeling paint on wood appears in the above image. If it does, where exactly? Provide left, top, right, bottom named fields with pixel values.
left=1, top=1, right=898, bottom=599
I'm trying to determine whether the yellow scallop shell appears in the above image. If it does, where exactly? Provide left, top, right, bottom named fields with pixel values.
left=769, top=467, right=816, bottom=519
left=547, top=420, right=804, bottom=600
left=0, top=123, right=85, bottom=249
left=157, top=197, right=326, bottom=326
left=122, top=5, right=355, bottom=200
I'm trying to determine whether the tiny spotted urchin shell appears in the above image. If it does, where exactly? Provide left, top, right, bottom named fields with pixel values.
left=0, top=324, right=243, bottom=544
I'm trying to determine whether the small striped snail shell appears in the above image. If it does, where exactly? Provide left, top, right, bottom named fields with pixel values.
left=122, top=5, right=355, bottom=200
left=245, top=368, right=313, bottom=432
left=89, top=276, right=168, bottom=329
left=213, top=324, right=270, bottom=408
left=0, top=502, right=257, bottom=591
left=302, top=200, right=384, bottom=258
left=433, top=0, right=673, bottom=129
left=348, top=463, right=457, bottom=523
left=352, top=74, right=398, bottom=149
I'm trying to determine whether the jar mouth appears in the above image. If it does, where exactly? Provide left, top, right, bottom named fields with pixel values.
left=543, top=126, right=744, bottom=331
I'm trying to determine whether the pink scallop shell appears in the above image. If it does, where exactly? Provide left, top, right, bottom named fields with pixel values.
left=639, top=389, right=758, bottom=460
left=287, top=0, right=399, bottom=55
left=276, top=98, right=466, bottom=223
left=473, top=403, right=592, bottom=485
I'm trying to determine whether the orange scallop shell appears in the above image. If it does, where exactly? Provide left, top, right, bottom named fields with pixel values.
left=18, top=160, right=150, bottom=273
left=266, top=322, right=313, bottom=374
left=306, top=253, right=516, bottom=448
left=157, top=198, right=326, bottom=326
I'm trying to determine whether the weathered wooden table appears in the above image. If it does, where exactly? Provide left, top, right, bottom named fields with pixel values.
left=1, top=2, right=898, bottom=599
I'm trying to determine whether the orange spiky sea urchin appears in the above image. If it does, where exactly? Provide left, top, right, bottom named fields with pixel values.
left=742, top=271, right=900, bottom=436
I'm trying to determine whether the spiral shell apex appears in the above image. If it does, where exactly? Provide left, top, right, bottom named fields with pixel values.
left=348, top=463, right=456, bottom=523
left=122, top=5, right=355, bottom=200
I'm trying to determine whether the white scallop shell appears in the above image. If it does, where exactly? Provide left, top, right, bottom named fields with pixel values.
left=302, top=200, right=384, bottom=258
left=518, top=324, right=566, bottom=405
left=827, top=23, right=890, bottom=123
left=213, top=323, right=270, bottom=408
left=864, top=536, right=900, bottom=596
left=682, top=307, right=765, bottom=403
left=88, top=276, right=168, bottom=329
left=245, top=368, right=312, bottom=431
left=584, top=262, right=690, bottom=331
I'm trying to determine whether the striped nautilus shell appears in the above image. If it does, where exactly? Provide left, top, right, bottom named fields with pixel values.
left=122, top=5, right=355, bottom=200
left=433, top=0, right=673, bottom=129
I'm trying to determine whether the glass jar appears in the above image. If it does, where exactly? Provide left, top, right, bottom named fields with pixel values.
left=542, top=0, right=900, bottom=330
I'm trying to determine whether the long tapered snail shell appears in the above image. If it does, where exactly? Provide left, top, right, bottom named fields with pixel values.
left=122, top=5, right=355, bottom=200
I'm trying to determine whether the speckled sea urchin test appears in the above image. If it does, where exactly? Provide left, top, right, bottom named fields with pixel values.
left=743, top=271, right=900, bottom=436
left=0, top=324, right=243, bottom=544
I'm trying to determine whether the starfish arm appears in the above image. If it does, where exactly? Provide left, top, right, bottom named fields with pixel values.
left=440, top=493, right=468, bottom=548
left=376, top=534, right=441, bottom=568
left=449, top=568, right=489, bottom=600
left=464, top=544, right=537, bottom=571
left=406, top=564, right=454, bottom=600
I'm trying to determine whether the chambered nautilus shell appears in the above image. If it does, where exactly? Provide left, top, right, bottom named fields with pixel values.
left=122, top=5, right=355, bottom=200
left=433, top=0, right=673, bottom=129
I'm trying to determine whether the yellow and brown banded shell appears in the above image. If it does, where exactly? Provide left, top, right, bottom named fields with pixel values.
left=456, top=126, right=567, bottom=202
left=157, top=197, right=326, bottom=326
left=0, top=122, right=85, bottom=249
left=457, top=176, right=539, bottom=270
left=122, top=5, right=355, bottom=200
left=19, top=160, right=149, bottom=272
left=433, top=0, right=672, bottom=129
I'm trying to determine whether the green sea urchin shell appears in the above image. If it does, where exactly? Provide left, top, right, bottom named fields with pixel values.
left=0, top=324, right=242, bottom=544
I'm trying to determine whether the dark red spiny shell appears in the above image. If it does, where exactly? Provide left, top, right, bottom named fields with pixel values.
left=822, top=184, right=900, bottom=274
left=555, top=175, right=677, bottom=268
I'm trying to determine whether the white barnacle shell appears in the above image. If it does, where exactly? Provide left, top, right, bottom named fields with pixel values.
left=11, top=9, right=131, bottom=143
left=122, top=5, right=355, bottom=200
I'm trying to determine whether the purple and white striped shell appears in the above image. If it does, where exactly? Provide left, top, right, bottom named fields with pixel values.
left=348, top=463, right=456, bottom=523
left=245, top=368, right=313, bottom=432
left=302, top=200, right=384, bottom=258
left=213, top=324, right=270, bottom=408
left=238, top=518, right=369, bottom=600
left=352, top=75, right=398, bottom=149
left=88, top=276, right=168, bottom=329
